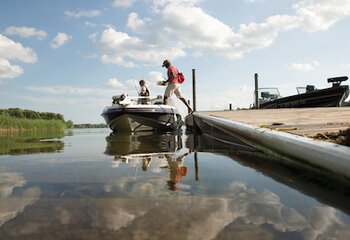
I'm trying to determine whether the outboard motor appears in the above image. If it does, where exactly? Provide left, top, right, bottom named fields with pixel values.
left=327, top=76, right=348, bottom=87
left=112, top=93, right=127, bottom=104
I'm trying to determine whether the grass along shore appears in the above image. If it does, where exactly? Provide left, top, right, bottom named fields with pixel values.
left=0, top=113, right=68, bottom=132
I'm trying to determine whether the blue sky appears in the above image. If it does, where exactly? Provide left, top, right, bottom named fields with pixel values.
left=1, top=0, right=350, bottom=124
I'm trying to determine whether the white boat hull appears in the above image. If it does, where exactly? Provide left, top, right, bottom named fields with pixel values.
left=102, top=104, right=183, bottom=132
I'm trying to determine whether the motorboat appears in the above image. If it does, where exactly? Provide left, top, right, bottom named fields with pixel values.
left=256, top=76, right=349, bottom=109
left=101, top=94, right=183, bottom=132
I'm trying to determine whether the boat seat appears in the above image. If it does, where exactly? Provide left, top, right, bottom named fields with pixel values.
left=306, top=85, right=315, bottom=92
left=138, top=95, right=150, bottom=105
left=261, top=92, right=270, bottom=98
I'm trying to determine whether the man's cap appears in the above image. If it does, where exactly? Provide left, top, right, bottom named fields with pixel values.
left=162, top=59, right=170, bottom=67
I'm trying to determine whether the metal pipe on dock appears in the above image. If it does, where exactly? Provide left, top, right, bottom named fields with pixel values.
left=192, top=112, right=350, bottom=182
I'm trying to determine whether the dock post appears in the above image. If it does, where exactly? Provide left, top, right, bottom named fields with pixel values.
left=192, top=69, right=197, bottom=112
left=254, top=73, right=259, bottom=109
left=194, top=152, right=199, bottom=181
left=229, top=103, right=232, bottom=110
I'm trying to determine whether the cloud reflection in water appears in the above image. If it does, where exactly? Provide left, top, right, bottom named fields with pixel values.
left=0, top=171, right=41, bottom=228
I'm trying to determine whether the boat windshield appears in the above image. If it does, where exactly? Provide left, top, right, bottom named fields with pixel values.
left=296, top=87, right=306, bottom=94
left=258, top=88, right=281, bottom=100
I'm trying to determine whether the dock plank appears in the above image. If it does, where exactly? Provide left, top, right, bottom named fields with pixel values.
left=199, top=107, right=350, bottom=137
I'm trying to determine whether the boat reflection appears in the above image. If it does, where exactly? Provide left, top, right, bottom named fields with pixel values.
left=105, top=131, right=189, bottom=191
left=0, top=131, right=64, bottom=155
left=105, top=131, right=182, bottom=157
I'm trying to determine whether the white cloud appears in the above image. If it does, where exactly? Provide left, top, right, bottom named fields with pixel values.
left=89, top=32, right=98, bottom=43
left=0, top=172, right=26, bottom=198
left=0, top=169, right=40, bottom=228
left=4, top=26, right=47, bottom=40
left=146, top=71, right=164, bottom=82
left=0, top=58, right=23, bottom=81
left=0, top=34, right=37, bottom=63
left=159, top=1, right=301, bottom=59
left=20, top=94, right=110, bottom=107
left=100, top=0, right=350, bottom=65
left=0, top=34, right=37, bottom=81
left=127, top=13, right=147, bottom=32
left=287, top=61, right=320, bottom=72
left=11, top=175, right=347, bottom=239
left=51, top=32, right=72, bottom=49
left=97, top=27, right=185, bottom=66
left=112, top=0, right=134, bottom=8
left=106, top=78, right=125, bottom=89
left=84, top=21, right=97, bottom=27
left=26, top=82, right=134, bottom=97
left=243, top=0, right=265, bottom=3
left=84, top=53, right=98, bottom=59
left=64, top=9, right=102, bottom=18
left=27, top=86, right=102, bottom=95
left=199, top=85, right=254, bottom=110
left=340, top=63, right=350, bottom=69
left=101, top=55, right=136, bottom=68
left=294, top=0, right=350, bottom=32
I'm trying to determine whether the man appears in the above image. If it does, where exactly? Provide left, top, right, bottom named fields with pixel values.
left=162, top=60, right=193, bottom=113
left=139, top=80, right=150, bottom=104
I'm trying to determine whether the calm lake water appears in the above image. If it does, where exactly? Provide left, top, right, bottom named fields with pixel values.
left=0, top=128, right=349, bottom=240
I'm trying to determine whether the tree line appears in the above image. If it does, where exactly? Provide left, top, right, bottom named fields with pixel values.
left=0, top=108, right=74, bottom=129
left=0, top=108, right=64, bottom=121
left=0, top=108, right=109, bottom=129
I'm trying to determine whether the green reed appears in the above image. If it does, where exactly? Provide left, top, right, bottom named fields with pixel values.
left=0, top=112, right=67, bottom=132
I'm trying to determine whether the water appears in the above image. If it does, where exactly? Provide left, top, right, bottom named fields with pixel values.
left=0, top=129, right=349, bottom=240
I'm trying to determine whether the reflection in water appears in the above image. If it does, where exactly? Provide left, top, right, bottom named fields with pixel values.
left=105, top=131, right=189, bottom=191
left=0, top=169, right=41, bottom=228
left=164, top=153, right=188, bottom=191
left=0, top=130, right=349, bottom=239
left=188, top=133, right=350, bottom=215
left=105, top=131, right=182, bottom=156
left=0, top=131, right=64, bottom=155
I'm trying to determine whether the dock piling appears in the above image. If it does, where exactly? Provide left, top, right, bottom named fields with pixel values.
left=192, top=69, right=197, bottom=112
left=254, top=73, right=259, bottom=109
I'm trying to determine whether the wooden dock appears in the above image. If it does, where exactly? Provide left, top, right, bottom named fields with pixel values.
left=190, top=108, right=350, bottom=181
left=199, top=107, right=350, bottom=138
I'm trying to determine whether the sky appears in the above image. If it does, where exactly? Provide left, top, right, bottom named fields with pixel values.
left=1, top=0, right=350, bottom=124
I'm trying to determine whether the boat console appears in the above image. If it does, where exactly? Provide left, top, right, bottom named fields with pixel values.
left=112, top=94, right=163, bottom=105
left=327, top=76, right=348, bottom=87
left=306, top=85, right=316, bottom=92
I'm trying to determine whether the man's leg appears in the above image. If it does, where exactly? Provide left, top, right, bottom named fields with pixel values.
left=164, top=84, right=175, bottom=105
left=163, top=96, right=168, bottom=104
left=180, top=98, right=193, bottom=113
left=174, top=86, right=193, bottom=113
